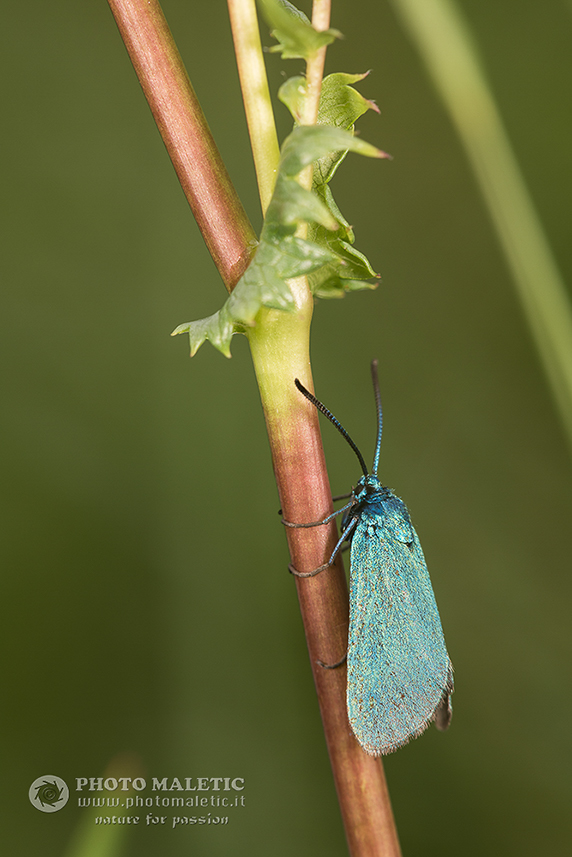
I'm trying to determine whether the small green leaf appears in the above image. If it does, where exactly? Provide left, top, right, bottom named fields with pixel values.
left=318, top=72, right=380, bottom=129
left=313, top=72, right=384, bottom=191
left=171, top=304, right=237, bottom=358
left=280, top=71, right=379, bottom=127
left=257, top=0, right=341, bottom=60
left=308, top=235, right=380, bottom=298
left=280, top=124, right=385, bottom=176
left=278, top=75, right=307, bottom=124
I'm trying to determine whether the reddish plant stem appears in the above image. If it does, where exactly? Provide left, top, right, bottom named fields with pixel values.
left=262, top=371, right=403, bottom=857
left=107, top=1, right=402, bottom=853
left=107, top=0, right=257, bottom=292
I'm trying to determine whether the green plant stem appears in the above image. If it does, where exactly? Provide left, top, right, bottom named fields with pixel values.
left=107, top=0, right=257, bottom=293
left=227, top=0, right=280, bottom=214
left=390, top=0, right=572, bottom=453
left=295, top=1, right=329, bottom=195
left=307, top=0, right=330, bottom=120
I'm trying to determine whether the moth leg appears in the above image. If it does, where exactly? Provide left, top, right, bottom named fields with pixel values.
left=281, top=499, right=354, bottom=530
left=317, top=651, right=347, bottom=670
left=288, top=561, right=329, bottom=579
left=288, top=517, right=358, bottom=579
left=277, top=493, right=353, bottom=517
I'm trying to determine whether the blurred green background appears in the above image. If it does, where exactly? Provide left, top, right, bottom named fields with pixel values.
left=2, top=1, right=572, bottom=854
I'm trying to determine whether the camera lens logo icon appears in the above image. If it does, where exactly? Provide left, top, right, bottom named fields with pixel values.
left=29, top=776, right=69, bottom=813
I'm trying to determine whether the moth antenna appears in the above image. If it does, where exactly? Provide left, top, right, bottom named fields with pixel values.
left=294, top=379, right=369, bottom=478
left=371, top=359, right=383, bottom=476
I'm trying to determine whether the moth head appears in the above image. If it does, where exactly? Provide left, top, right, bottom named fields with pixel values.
left=355, top=474, right=381, bottom=499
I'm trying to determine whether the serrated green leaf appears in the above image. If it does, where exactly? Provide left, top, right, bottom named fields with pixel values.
left=280, top=71, right=379, bottom=130
left=189, top=304, right=236, bottom=359
left=314, top=73, right=383, bottom=190
left=279, top=72, right=387, bottom=266
left=172, top=119, right=386, bottom=356
left=268, top=172, right=338, bottom=231
left=319, top=182, right=353, bottom=241
left=337, top=239, right=379, bottom=278
left=299, top=74, right=388, bottom=298
left=278, top=75, right=307, bottom=124
left=307, top=228, right=380, bottom=298
left=312, top=277, right=379, bottom=299
left=280, top=124, right=385, bottom=175
left=318, top=72, right=380, bottom=129
left=258, top=0, right=341, bottom=60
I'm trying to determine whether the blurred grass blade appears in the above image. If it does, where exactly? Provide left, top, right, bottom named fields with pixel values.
left=63, top=818, right=127, bottom=857
left=63, top=756, right=141, bottom=857
left=389, top=0, right=572, bottom=450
